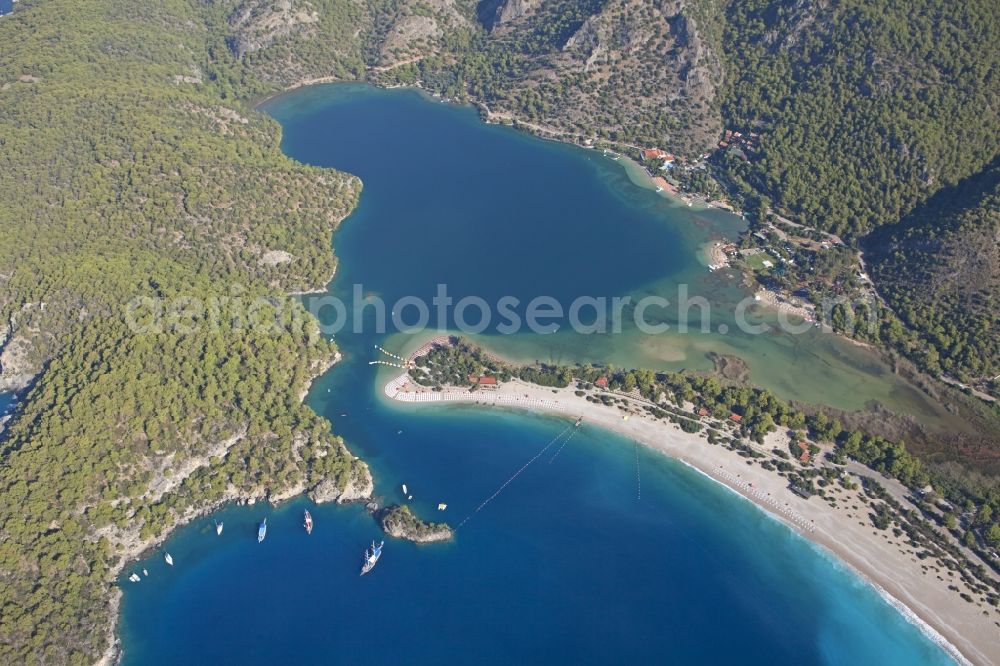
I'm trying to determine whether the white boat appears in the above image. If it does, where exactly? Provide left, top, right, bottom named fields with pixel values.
left=142, top=569, right=148, bottom=577
left=401, top=483, right=408, bottom=495
left=257, top=518, right=267, bottom=543
left=215, top=521, right=223, bottom=536
left=164, top=552, right=173, bottom=566
left=128, top=573, right=141, bottom=583
left=360, top=540, right=384, bottom=576
left=437, top=503, right=447, bottom=511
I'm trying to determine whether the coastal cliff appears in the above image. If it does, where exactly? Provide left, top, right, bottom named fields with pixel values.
left=0, top=334, right=33, bottom=392
left=378, top=505, right=454, bottom=543
left=0, top=305, right=61, bottom=392
left=310, top=461, right=375, bottom=504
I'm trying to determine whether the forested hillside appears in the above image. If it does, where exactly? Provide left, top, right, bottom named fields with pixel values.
left=371, top=0, right=725, bottom=155
left=864, top=161, right=999, bottom=382
left=0, top=1, right=369, bottom=662
left=717, top=0, right=999, bottom=238
left=228, top=0, right=368, bottom=85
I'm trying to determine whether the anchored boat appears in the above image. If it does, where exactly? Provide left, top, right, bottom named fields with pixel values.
left=257, top=518, right=267, bottom=543
left=215, top=521, right=223, bottom=536
left=360, top=540, right=384, bottom=576
left=164, top=552, right=173, bottom=566
left=303, top=510, right=313, bottom=535
left=128, top=573, right=141, bottom=583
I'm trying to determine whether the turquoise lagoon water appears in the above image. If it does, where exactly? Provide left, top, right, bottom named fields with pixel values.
left=118, top=85, right=955, bottom=664
left=267, top=84, right=957, bottom=423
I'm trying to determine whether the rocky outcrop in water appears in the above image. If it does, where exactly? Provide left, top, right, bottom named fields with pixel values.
left=378, top=504, right=453, bottom=543
left=0, top=335, right=34, bottom=392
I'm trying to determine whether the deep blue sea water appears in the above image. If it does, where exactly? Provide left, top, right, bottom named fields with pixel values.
left=118, top=85, right=955, bottom=665
left=0, top=391, right=13, bottom=414
left=0, top=391, right=14, bottom=436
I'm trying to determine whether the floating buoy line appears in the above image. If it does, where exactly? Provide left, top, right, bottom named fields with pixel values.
left=369, top=343, right=413, bottom=369
left=547, top=426, right=580, bottom=465
left=456, top=423, right=575, bottom=530
left=365, top=349, right=645, bottom=525
left=369, top=359, right=408, bottom=369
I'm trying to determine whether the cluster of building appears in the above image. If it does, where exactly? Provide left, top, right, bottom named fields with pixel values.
left=718, top=128, right=760, bottom=152
left=638, top=149, right=683, bottom=195
left=639, top=148, right=679, bottom=168
left=719, top=129, right=760, bottom=159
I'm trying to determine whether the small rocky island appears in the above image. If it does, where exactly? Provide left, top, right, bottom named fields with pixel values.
left=378, top=505, right=453, bottom=543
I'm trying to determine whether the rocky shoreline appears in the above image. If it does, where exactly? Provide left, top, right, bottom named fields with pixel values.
left=378, top=504, right=453, bottom=543
left=97, top=340, right=373, bottom=665
left=98, top=444, right=374, bottom=666
left=0, top=323, right=36, bottom=393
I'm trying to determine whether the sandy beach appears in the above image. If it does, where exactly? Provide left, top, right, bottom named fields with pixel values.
left=705, top=241, right=731, bottom=270
left=753, top=289, right=817, bottom=322
left=384, top=370, right=999, bottom=665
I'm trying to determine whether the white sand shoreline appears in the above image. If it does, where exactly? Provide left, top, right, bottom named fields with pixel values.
left=383, top=370, right=997, bottom=665
left=684, top=460, right=972, bottom=666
